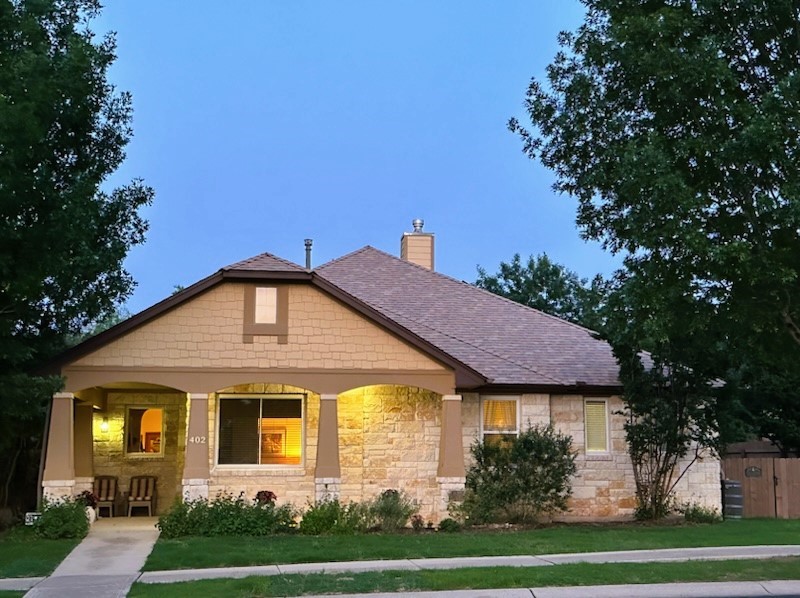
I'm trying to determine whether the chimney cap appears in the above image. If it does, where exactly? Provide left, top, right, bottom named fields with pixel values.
left=412, top=218, right=424, bottom=233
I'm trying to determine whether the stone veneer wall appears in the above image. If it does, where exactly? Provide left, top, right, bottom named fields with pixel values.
left=208, top=384, right=320, bottom=506
left=339, top=386, right=441, bottom=519
left=92, top=391, right=186, bottom=514
left=206, top=384, right=445, bottom=520
left=463, top=393, right=721, bottom=520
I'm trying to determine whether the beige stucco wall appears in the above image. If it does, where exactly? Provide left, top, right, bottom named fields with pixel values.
left=91, top=391, right=186, bottom=514
left=71, top=283, right=446, bottom=373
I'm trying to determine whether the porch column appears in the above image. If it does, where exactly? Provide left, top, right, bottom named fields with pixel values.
left=437, top=394, right=466, bottom=515
left=182, top=393, right=210, bottom=501
left=42, top=392, right=76, bottom=499
left=314, top=393, right=341, bottom=500
left=73, top=402, right=94, bottom=494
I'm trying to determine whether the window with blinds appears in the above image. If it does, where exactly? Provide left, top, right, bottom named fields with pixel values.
left=218, top=396, right=303, bottom=465
left=584, top=399, right=608, bottom=452
left=482, top=397, right=519, bottom=445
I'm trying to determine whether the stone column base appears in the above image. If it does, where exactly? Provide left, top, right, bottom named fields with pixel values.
left=42, top=479, right=76, bottom=501
left=74, top=477, right=93, bottom=495
left=315, top=477, right=341, bottom=502
left=436, top=476, right=466, bottom=520
left=182, top=478, right=209, bottom=501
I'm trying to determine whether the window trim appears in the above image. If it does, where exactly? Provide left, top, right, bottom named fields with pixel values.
left=584, top=398, right=610, bottom=453
left=242, top=285, right=289, bottom=343
left=479, top=395, right=521, bottom=440
left=214, top=393, right=306, bottom=469
left=124, top=406, right=165, bottom=458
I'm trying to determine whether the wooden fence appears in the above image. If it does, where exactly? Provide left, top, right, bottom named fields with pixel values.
left=722, top=456, right=800, bottom=518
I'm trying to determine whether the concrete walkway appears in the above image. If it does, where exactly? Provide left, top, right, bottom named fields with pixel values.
left=3, top=526, right=799, bottom=597
left=21, top=516, right=159, bottom=598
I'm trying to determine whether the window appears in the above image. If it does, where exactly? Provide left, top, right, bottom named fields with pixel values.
left=218, top=395, right=303, bottom=466
left=243, top=285, right=289, bottom=342
left=126, top=408, right=163, bottom=455
left=481, top=396, right=519, bottom=445
left=584, top=399, right=609, bottom=452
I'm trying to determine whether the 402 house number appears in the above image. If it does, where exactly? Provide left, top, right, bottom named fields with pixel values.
left=189, top=436, right=206, bottom=444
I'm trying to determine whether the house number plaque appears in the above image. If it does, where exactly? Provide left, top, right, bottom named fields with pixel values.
left=745, top=466, right=762, bottom=478
left=189, top=436, right=207, bottom=444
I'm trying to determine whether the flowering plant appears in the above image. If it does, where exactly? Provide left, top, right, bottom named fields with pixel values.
left=255, top=490, right=277, bottom=505
left=78, top=490, right=98, bottom=509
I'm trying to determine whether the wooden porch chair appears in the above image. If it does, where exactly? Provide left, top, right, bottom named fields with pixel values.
left=127, top=476, right=157, bottom=516
left=93, top=475, right=118, bottom=518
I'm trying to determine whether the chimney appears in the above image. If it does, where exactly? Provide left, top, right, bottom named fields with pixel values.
left=400, top=219, right=434, bottom=270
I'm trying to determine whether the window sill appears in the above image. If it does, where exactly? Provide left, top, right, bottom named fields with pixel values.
left=125, top=454, right=165, bottom=460
left=584, top=453, right=613, bottom=461
left=212, top=466, right=306, bottom=477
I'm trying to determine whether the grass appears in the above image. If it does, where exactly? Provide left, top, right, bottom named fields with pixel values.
left=143, top=518, right=800, bottom=571
left=128, top=557, right=800, bottom=597
left=0, top=525, right=79, bottom=578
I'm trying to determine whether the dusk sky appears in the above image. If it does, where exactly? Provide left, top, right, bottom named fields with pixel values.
left=95, top=1, right=620, bottom=315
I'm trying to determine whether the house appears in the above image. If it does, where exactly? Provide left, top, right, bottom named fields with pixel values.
left=41, top=221, right=721, bottom=520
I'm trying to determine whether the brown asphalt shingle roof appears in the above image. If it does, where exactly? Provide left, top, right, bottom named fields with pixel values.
left=225, top=252, right=307, bottom=272
left=315, top=246, right=621, bottom=388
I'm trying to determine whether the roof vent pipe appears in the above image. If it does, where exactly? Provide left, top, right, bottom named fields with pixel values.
left=304, top=239, right=313, bottom=270
left=412, top=218, right=424, bottom=233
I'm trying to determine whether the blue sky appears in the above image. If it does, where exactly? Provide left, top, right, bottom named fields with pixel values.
left=95, top=1, right=619, bottom=314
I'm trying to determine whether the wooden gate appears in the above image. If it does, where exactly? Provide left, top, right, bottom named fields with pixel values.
left=722, top=457, right=800, bottom=518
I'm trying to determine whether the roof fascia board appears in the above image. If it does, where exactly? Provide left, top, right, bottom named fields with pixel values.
left=461, top=383, right=623, bottom=396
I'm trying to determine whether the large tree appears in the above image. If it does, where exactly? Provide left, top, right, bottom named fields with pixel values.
left=476, top=253, right=608, bottom=330
left=511, top=0, right=800, bottom=453
left=0, top=0, right=152, bottom=511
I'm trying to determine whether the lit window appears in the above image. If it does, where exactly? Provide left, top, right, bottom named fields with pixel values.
left=126, top=408, right=163, bottom=455
left=254, top=287, right=277, bottom=324
left=481, top=397, right=519, bottom=445
left=584, top=399, right=608, bottom=452
left=218, top=396, right=303, bottom=465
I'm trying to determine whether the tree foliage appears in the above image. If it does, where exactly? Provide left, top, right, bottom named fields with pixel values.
left=0, top=0, right=152, bottom=510
left=476, top=253, right=608, bottom=330
left=512, top=0, right=800, bottom=453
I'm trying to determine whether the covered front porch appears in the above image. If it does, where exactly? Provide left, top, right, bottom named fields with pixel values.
left=42, top=370, right=469, bottom=520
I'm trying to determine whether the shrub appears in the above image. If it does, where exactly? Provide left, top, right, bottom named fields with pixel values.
left=34, top=497, right=89, bottom=539
left=438, top=517, right=461, bottom=533
left=410, top=514, right=425, bottom=532
left=463, top=424, right=576, bottom=524
left=681, top=502, right=722, bottom=524
left=299, top=498, right=373, bottom=535
left=370, top=489, right=418, bottom=531
left=157, top=491, right=296, bottom=538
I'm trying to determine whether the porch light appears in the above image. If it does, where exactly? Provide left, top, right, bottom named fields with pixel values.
left=100, top=417, right=109, bottom=433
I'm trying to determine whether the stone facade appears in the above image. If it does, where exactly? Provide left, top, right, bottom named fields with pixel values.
left=205, top=384, right=444, bottom=520
left=91, top=391, right=186, bottom=514
left=462, top=393, right=720, bottom=520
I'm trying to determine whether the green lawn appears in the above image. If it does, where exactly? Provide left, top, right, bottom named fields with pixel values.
left=144, top=519, right=800, bottom=571
left=129, top=557, right=800, bottom=597
left=0, top=525, right=79, bottom=578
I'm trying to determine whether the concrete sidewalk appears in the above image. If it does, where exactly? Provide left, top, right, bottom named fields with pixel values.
left=21, top=516, right=159, bottom=598
left=298, top=581, right=800, bottom=598
left=137, top=544, right=800, bottom=583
